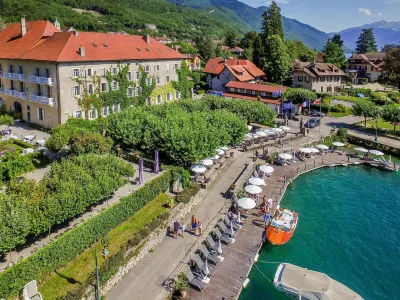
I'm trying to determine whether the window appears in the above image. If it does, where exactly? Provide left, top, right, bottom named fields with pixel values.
left=37, top=108, right=44, bottom=121
left=19, top=81, right=24, bottom=92
left=238, top=89, right=243, bottom=93
left=0, top=63, right=2, bottom=72
left=101, top=83, right=107, bottom=92
left=175, top=91, right=180, bottom=99
left=146, top=78, right=151, bottom=85
left=320, top=77, right=325, bottom=82
left=112, top=81, right=118, bottom=90
left=136, top=71, right=140, bottom=80
left=112, top=103, right=117, bottom=112
left=298, top=76, right=303, bottom=82
left=251, top=91, right=256, bottom=95
left=156, top=77, right=161, bottom=84
left=146, top=97, right=151, bottom=105
left=243, top=89, right=247, bottom=94
left=166, top=64, right=169, bottom=71
left=27, top=105, right=30, bottom=111
left=88, top=109, right=95, bottom=119
left=166, top=93, right=171, bottom=102
left=44, top=68, right=50, bottom=78
left=35, top=84, right=40, bottom=96
left=128, top=87, right=133, bottom=97
left=155, top=65, right=160, bottom=71
left=72, top=68, right=80, bottom=78
left=73, top=85, right=80, bottom=96
left=305, top=77, right=310, bottom=82
left=87, top=68, right=92, bottom=77
left=88, top=84, right=93, bottom=95
left=145, top=65, right=150, bottom=72
left=136, top=87, right=141, bottom=95
left=174, top=64, right=178, bottom=70
left=112, top=67, right=117, bottom=75
left=74, top=110, right=82, bottom=118
left=18, top=66, right=23, bottom=74
left=217, top=75, right=220, bottom=80
left=8, top=65, right=14, bottom=73
left=157, top=95, right=162, bottom=104
left=320, top=86, right=324, bottom=92
left=102, top=107, right=108, bottom=116
left=127, top=72, right=132, bottom=81
left=166, top=76, right=170, bottom=83
left=261, top=92, right=266, bottom=96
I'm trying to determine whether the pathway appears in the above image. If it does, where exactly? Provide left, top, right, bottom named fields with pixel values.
left=348, top=129, right=400, bottom=149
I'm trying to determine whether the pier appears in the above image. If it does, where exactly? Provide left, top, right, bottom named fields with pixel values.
left=186, top=153, right=373, bottom=300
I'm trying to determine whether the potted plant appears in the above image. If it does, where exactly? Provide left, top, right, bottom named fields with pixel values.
left=175, top=272, right=189, bottom=298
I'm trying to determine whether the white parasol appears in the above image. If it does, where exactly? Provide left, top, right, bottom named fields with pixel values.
left=201, top=159, right=213, bottom=166
left=245, top=185, right=262, bottom=194
left=271, top=128, right=283, bottom=133
left=216, top=149, right=225, bottom=156
left=221, top=146, right=230, bottom=151
left=237, top=197, right=257, bottom=209
left=279, top=126, right=291, bottom=131
left=202, top=258, right=210, bottom=276
left=249, top=177, right=266, bottom=186
left=217, top=238, right=223, bottom=255
left=191, top=165, right=206, bottom=173
left=299, top=147, right=311, bottom=153
left=279, top=153, right=293, bottom=160
left=247, top=125, right=253, bottom=131
left=245, top=133, right=258, bottom=139
left=369, top=149, right=384, bottom=156
left=308, top=148, right=320, bottom=153
left=332, top=142, right=345, bottom=147
left=212, top=155, right=220, bottom=160
left=316, top=144, right=329, bottom=150
left=354, top=147, right=368, bottom=153
left=230, top=222, right=234, bottom=236
left=255, top=131, right=267, bottom=137
left=260, top=165, right=274, bottom=173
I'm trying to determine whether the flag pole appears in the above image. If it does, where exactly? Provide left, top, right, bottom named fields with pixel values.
left=307, top=99, right=310, bottom=146
left=319, top=97, right=322, bottom=141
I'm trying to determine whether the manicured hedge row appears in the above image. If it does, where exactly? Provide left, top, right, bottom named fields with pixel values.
left=0, top=170, right=172, bottom=298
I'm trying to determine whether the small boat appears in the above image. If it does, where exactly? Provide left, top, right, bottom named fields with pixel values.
left=266, top=209, right=298, bottom=245
left=274, top=263, right=364, bottom=300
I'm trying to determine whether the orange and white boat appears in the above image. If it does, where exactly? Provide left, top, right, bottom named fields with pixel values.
left=266, top=209, right=298, bottom=245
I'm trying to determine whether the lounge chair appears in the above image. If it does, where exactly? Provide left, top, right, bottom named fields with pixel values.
left=217, top=220, right=235, bottom=237
left=199, top=244, right=223, bottom=264
left=186, top=269, right=207, bottom=291
left=192, top=254, right=215, bottom=277
left=224, top=215, right=242, bottom=230
left=22, top=280, right=43, bottom=300
left=214, top=227, right=235, bottom=244
left=207, top=235, right=225, bottom=255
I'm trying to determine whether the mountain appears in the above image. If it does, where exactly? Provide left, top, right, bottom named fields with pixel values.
left=332, top=21, right=400, bottom=51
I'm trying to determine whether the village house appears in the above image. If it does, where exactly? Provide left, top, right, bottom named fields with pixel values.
left=292, top=61, right=345, bottom=93
left=223, top=81, right=286, bottom=112
left=204, top=58, right=265, bottom=92
left=0, top=18, right=184, bottom=128
left=220, top=46, right=245, bottom=57
left=345, top=52, right=384, bottom=84
left=155, top=36, right=174, bottom=45
left=183, top=54, right=201, bottom=71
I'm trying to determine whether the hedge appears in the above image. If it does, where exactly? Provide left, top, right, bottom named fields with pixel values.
left=0, top=170, right=172, bottom=298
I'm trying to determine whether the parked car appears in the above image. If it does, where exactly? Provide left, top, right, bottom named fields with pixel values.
left=304, top=118, right=320, bottom=128
left=304, top=109, right=325, bottom=117
left=278, top=112, right=298, bottom=121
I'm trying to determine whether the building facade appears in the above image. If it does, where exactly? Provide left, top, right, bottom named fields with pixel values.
left=292, top=62, right=344, bottom=93
left=204, top=58, right=264, bottom=92
left=0, top=19, right=184, bottom=127
left=345, top=52, right=384, bottom=84
left=183, top=54, right=201, bottom=71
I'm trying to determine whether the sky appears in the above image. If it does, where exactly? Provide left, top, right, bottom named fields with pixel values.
left=239, top=0, right=400, bottom=32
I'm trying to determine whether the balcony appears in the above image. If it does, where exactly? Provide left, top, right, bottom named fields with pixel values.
left=5, top=89, right=14, bottom=96
left=28, top=76, right=54, bottom=86
left=4, top=73, right=13, bottom=79
left=13, top=91, right=27, bottom=100
left=29, top=94, right=55, bottom=107
left=0, top=87, right=3, bottom=94
left=12, top=73, right=25, bottom=81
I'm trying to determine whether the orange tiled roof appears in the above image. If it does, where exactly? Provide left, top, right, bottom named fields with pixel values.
left=225, top=81, right=287, bottom=93
left=222, top=92, right=281, bottom=105
left=204, top=58, right=264, bottom=79
left=0, top=20, right=184, bottom=62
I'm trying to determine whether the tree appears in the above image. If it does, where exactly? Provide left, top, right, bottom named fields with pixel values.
left=284, top=88, right=317, bottom=104
left=382, top=105, right=400, bottom=133
left=240, top=31, right=258, bottom=49
left=285, top=40, right=316, bottom=62
left=324, top=40, right=346, bottom=69
left=0, top=17, right=6, bottom=31
left=69, top=130, right=113, bottom=155
left=173, top=61, right=192, bottom=99
left=331, top=34, right=344, bottom=48
left=196, top=36, right=216, bottom=61
left=225, top=29, right=237, bottom=48
left=351, top=99, right=376, bottom=127
left=263, top=35, right=290, bottom=83
left=378, top=47, right=400, bottom=90
left=355, top=29, right=378, bottom=54
left=261, top=1, right=284, bottom=41
left=381, top=44, right=399, bottom=52
left=252, top=35, right=264, bottom=69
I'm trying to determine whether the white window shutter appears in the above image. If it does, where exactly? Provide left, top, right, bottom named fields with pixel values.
left=42, top=109, right=45, bottom=120
left=37, top=108, right=39, bottom=120
left=71, top=87, right=75, bottom=97
left=82, top=111, right=85, bottom=119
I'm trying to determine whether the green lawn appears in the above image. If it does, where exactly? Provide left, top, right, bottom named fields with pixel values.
left=329, top=111, right=352, bottom=118
left=366, top=118, right=395, bottom=130
left=39, top=193, right=169, bottom=299
left=334, top=95, right=367, bottom=102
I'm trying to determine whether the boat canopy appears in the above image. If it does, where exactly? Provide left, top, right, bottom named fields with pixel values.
left=274, top=263, right=363, bottom=300
left=271, top=209, right=295, bottom=232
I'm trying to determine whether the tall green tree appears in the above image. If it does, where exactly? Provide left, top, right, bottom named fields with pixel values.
left=378, top=47, right=400, bottom=90
left=324, top=40, right=346, bottom=69
left=0, top=17, right=6, bottom=31
left=380, top=44, right=398, bottom=52
left=196, top=36, right=216, bottom=61
left=382, top=105, right=400, bottom=133
left=284, top=88, right=317, bottom=104
left=225, top=29, right=238, bottom=48
left=264, top=35, right=290, bottom=83
left=355, top=29, right=378, bottom=54
left=285, top=40, right=316, bottom=62
left=240, top=31, right=258, bottom=49
left=351, top=99, right=376, bottom=127
left=174, top=61, right=192, bottom=99
left=331, top=34, right=344, bottom=48
left=252, top=34, right=264, bottom=69
left=261, top=1, right=284, bottom=41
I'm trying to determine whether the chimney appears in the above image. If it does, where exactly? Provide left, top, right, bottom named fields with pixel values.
left=73, top=30, right=79, bottom=37
left=21, top=18, right=27, bottom=37
left=144, top=34, right=150, bottom=44
left=79, top=46, right=85, bottom=57
left=224, top=58, right=227, bottom=66
left=54, top=17, right=61, bottom=30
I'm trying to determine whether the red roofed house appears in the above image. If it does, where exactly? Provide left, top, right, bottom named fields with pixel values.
left=220, top=46, right=245, bottom=57
left=0, top=19, right=184, bottom=127
left=204, top=58, right=265, bottom=92
left=223, top=81, right=286, bottom=111
left=345, top=52, right=385, bottom=84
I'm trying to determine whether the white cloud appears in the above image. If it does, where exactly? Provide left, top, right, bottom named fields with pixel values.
left=377, top=12, right=382, bottom=16
left=358, top=8, right=372, bottom=16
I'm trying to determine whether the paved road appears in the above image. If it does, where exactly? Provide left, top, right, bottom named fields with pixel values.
left=348, top=129, right=400, bottom=149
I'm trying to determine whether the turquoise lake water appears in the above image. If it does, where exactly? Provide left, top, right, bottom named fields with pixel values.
left=239, top=165, right=400, bottom=300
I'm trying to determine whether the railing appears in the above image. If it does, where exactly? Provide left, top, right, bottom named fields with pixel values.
left=12, top=73, right=25, bottom=81
left=28, top=76, right=54, bottom=85
left=13, top=91, right=26, bottom=100
left=4, top=73, right=13, bottom=79
left=5, top=89, right=14, bottom=96
left=29, top=94, right=55, bottom=106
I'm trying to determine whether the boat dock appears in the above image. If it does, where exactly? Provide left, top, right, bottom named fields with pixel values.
left=186, top=153, right=369, bottom=300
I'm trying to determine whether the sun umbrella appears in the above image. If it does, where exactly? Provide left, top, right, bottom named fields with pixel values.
left=263, top=129, right=274, bottom=134
left=247, top=125, right=253, bottom=131
left=202, top=258, right=210, bottom=276
left=369, top=149, right=384, bottom=156
left=221, top=146, right=230, bottom=151
left=271, top=128, right=283, bottom=133
left=299, top=147, right=311, bottom=153
left=279, top=126, right=291, bottom=131
left=201, top=159, right=213, bottom=166
left=212, top=155, right=220, bottom=160
left=255, top=131, right=267, bottom=137
left=217, top=238, right=223, bottom=255
left=245, top=185, right=262, bottom=194
left=332, top=142, right=345, bottom=147
left=308, top=148, right=320, bottom=153
left=154, top=150, right=160, bottom=174
left=316, top=144, right=329, bottom=150
left=238, top=197, right=257, bottom=209
left=216, top=149, right=225, bottom=156
left=354, top=147, right=368, bottom=153
left=191, top=165, right=206, bottom=173
left=237, top=210, right=242, bottom=224
left=260, top=165, right=274, bottom=173
left=139, top=158, right=144, bottom=184
left=230, top=222, right=234, bottom=236
left=279, top=153, right=293, bottom=160
left=249, top=177, right=266, bottom=186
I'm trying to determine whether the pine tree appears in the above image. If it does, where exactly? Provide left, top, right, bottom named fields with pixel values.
left=355, top=29, right=378, bottom=54
left=331, top=34, right=344, bottom=48
left=378, top=47, right=400, bottom=90
left=261, top=1, right=284, bottom=41
left=324, top=39, right=346, bottom=69
left=264, top=35, right=290, bottom=83
left=252, top=34, right=264, bottom=69
left=225, top=29, right=237, bottom=48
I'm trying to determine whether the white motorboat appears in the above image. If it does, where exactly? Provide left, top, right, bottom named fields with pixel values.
left=273, top=263, right=363, bottom=300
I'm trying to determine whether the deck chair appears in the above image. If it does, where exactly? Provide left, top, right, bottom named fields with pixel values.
left=207, top=235, right=225, bottom=255
left=186, top=269, right=207, bottom=291
left=199, top=244, right=223, bottom=264
left=192, top=254, right=215, bottom=277
left=23, top=280, right=43, bottom=300
left=217, top=220, right=235, bottom=238
left=224, top=215, right=242, bottom=230
left=214, top=227, right=235, bottom=244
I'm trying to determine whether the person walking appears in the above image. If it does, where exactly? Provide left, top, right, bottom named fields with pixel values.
left=180, top=220, right=186, bottom=238
left=197, top=220, right=203, bottom=236
left=191, top=215, right=197, bottom=233
left=173, top=220, right=180, bottom=239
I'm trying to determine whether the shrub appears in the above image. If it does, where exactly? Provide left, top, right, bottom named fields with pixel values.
left=69, top=130, right=113, bottom=155
left=197, top=90, right=205, bottom=94
left=12, top=139, right=34, bottom=149
left=176, top=183, right=200, bottom=203
left=0, top=151, right=39, bottom=181
left=284, top=88, right=317, bottom=104
left=0, top=170, right=172, bottom=298
left=370, top=92, right=393, bottom=106
left=0, top=115, right=14, bottom=126
left=337, top=128, right=348, bottom=142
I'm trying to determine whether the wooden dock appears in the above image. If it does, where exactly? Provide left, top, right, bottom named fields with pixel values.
left=187, top=153, right=358, bottom=300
